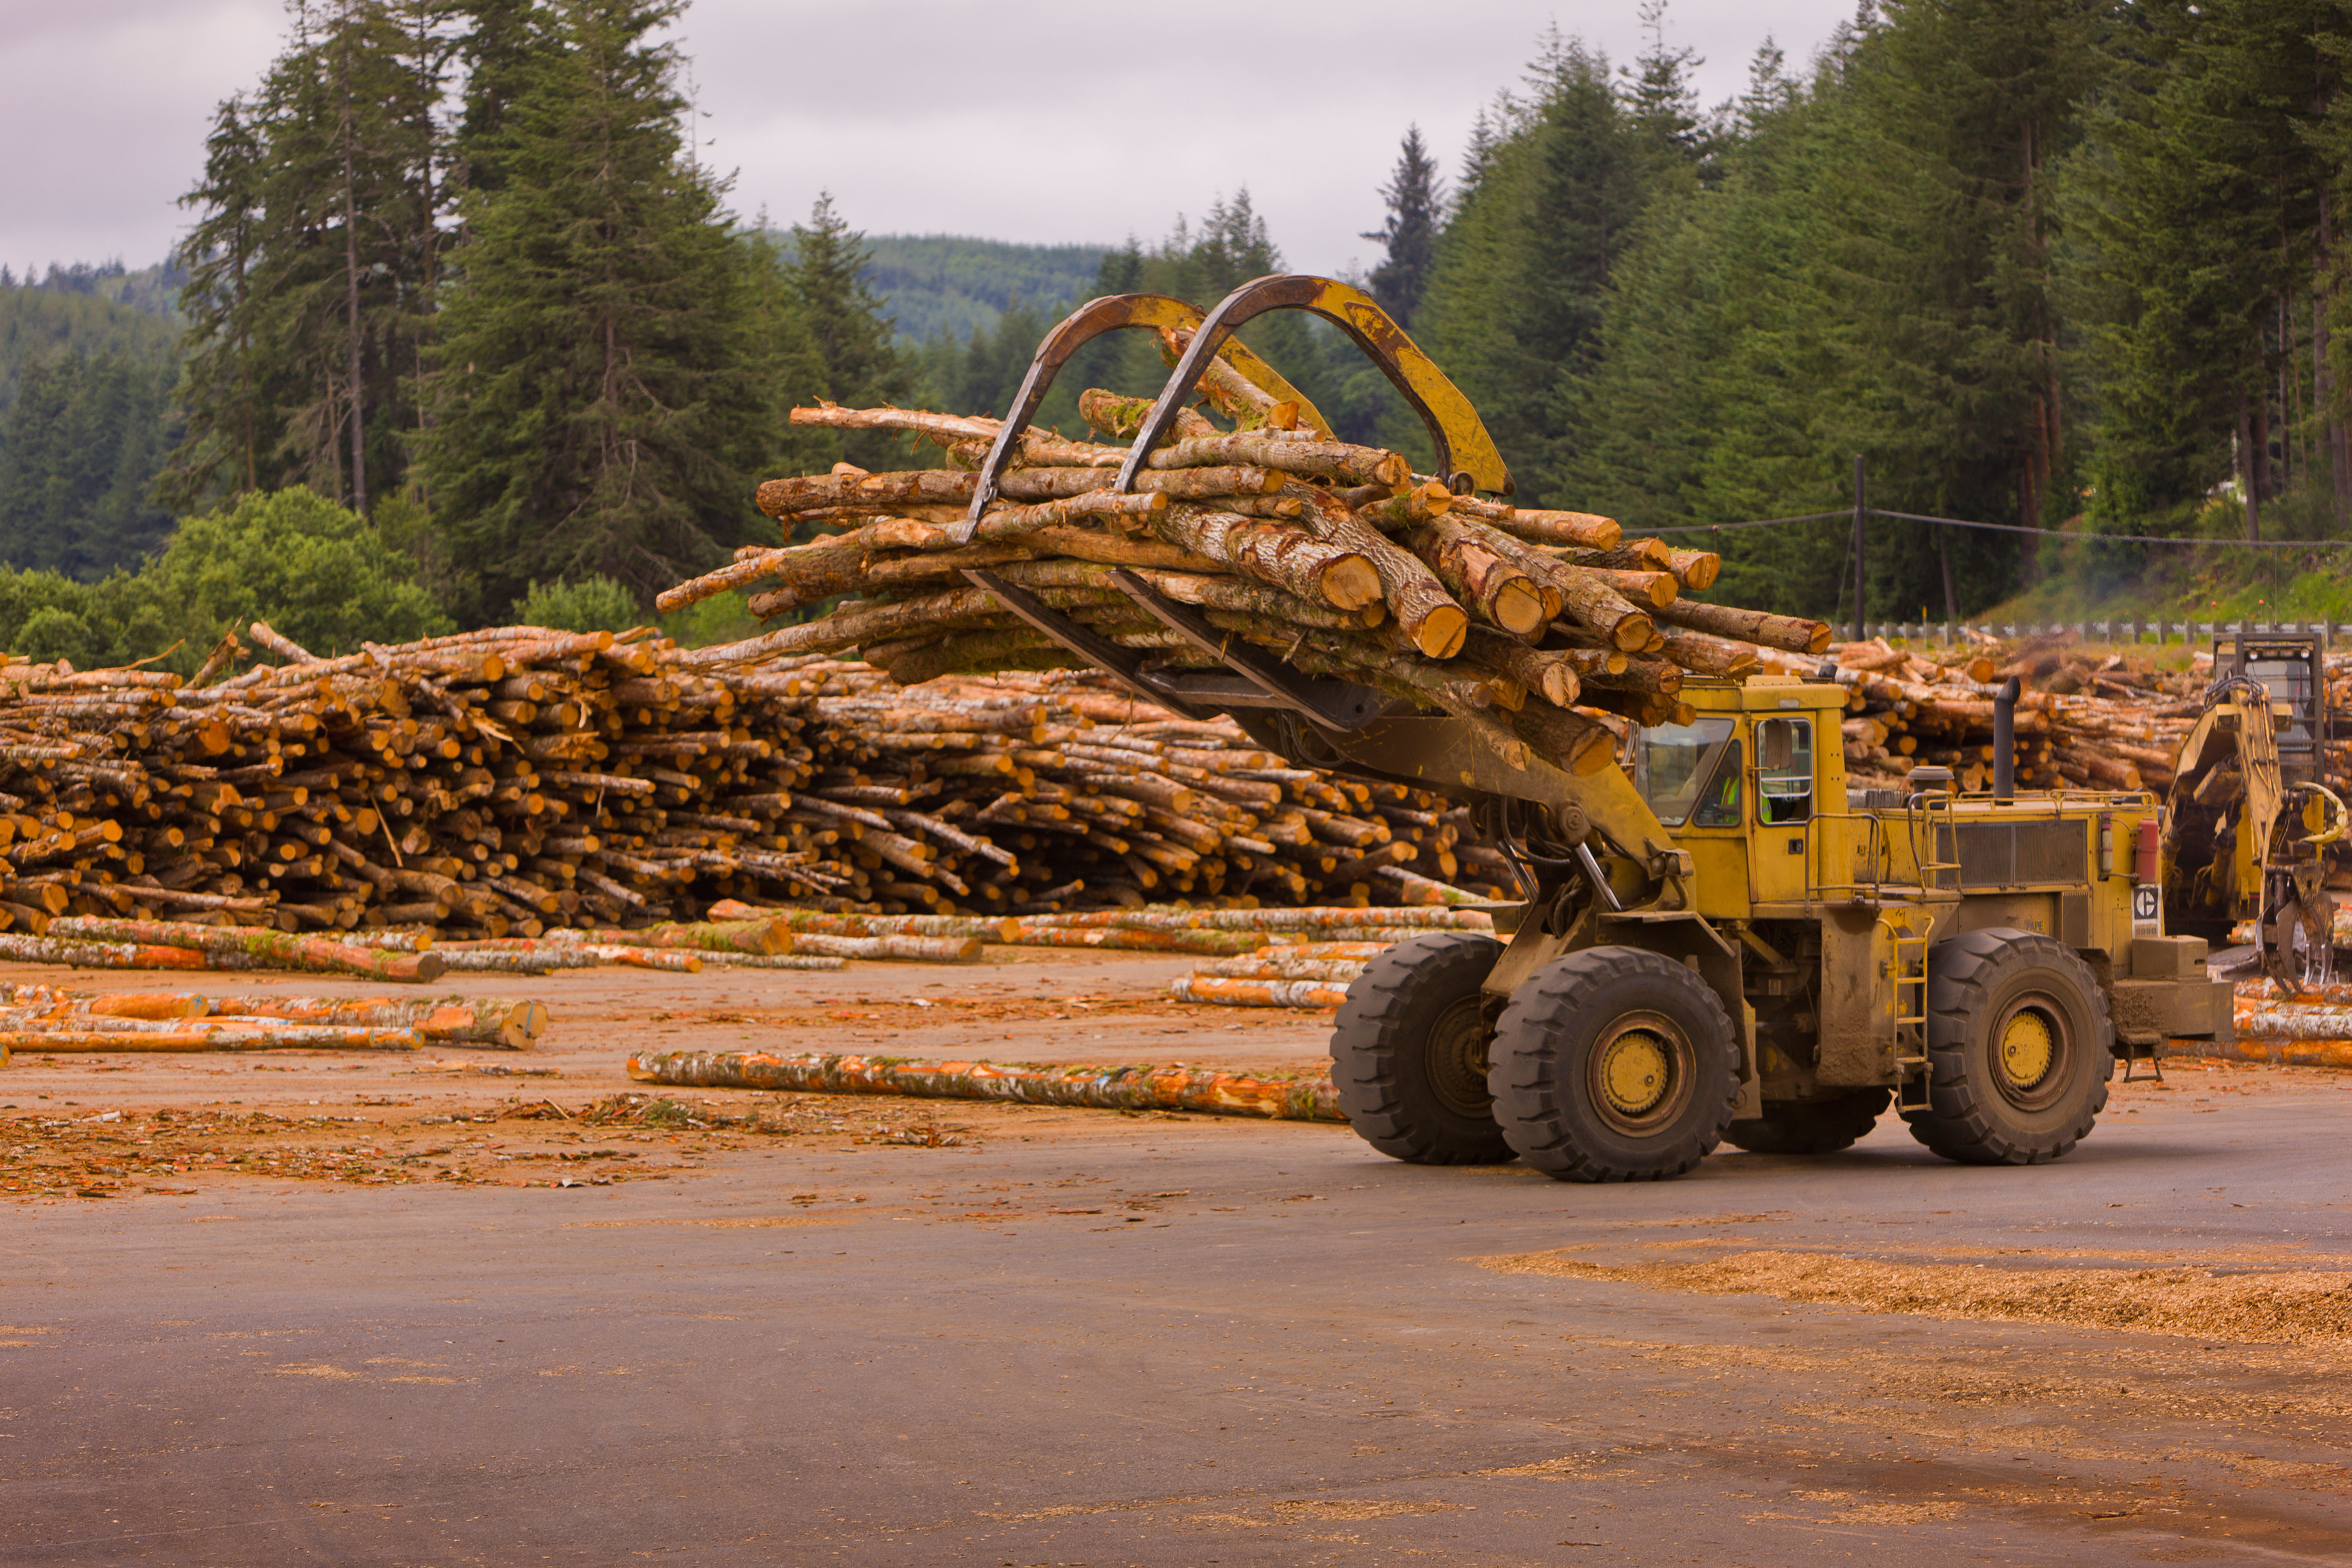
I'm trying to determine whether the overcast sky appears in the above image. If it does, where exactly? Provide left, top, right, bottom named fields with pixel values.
left=2, top=0, right=1861, bottom=280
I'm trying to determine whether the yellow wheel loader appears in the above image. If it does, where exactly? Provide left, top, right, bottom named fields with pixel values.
left=978, top=274, right=2233, bottom=1181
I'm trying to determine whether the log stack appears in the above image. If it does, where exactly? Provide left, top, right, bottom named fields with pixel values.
left=1787, top=635, right=2202, bottom=794
left=0, top=627, right=1534, bottom=938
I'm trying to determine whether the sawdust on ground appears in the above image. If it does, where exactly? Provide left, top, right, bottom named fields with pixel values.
left=0, top=1089, right=1198, bottom=1202
left=1476, top=1247, right=2352, bottom=1345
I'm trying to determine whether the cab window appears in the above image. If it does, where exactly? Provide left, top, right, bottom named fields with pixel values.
left=1757, top=717, right=1813, bottom=825
left=1635, top=718, right=1740, bottom=828
left=1692, top=741, right=1743, bottom=826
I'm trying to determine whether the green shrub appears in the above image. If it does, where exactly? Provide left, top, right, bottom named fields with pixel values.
left=13, top=604, right=99, bottom=666
left=658, top=588, right=758, bottom=648
left=512, top=574, right=644, bottom=634
left=0, top=486, right=453, bottom=671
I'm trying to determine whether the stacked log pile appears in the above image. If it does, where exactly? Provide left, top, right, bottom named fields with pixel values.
left=1169, top=941, right=1385, bottom=1009
left=0, top=630, right=1534, bottom=948
left=660, top=354, right=1832, bottom=788
left=1795, top=634, right=2202, bottom=794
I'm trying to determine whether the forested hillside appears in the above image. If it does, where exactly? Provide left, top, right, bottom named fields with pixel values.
left=0, top=264, right=185, bottom=579
left=855, top=236, right=1107, bottom=344
left=1373, top=4, right=2352, bottom=624
left=5, top=0, right=2347, bottom=656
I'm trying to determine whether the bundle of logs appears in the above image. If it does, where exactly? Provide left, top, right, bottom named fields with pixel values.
left=658, top=339, right=1831, bottom=783
left=745, top=663, right=1518, bottom=911
left=1801, top=635, right=2200, bottom=794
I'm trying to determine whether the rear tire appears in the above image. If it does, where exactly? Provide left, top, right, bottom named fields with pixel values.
left=1487, top=947, right=1741, bottom=1182
left=1329, top=932, right=1514, bottom=1165
left=1905, top=928, right=2111, bottom=1166
left=1723, top=1088, right=1890, bottom=1155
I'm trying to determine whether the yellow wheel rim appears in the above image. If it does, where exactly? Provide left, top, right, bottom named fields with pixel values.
left=1999, top=1009, right=2055, bottom=1091
left=1599, top=1031, right=1671, bottom=1117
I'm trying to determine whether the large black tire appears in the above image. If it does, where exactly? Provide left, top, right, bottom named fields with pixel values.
left=1905, top=928, right=2112, bottom=1166
left=1722, top=1088, right=1891, bottom=1155
left=1487, top=947, right=1741, bottom=1182
left=1329, top=932, right=1514, bottom=1164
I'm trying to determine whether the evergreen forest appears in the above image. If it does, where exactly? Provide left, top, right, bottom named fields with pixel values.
left=3, top=0, right=2349, bottom=665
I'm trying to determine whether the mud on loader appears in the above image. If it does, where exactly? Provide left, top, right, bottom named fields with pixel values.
left=963, top=272, right=2235, bottom=1183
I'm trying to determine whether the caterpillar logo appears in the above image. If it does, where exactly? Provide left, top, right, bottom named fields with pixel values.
left=2131, top=883, right=2161, bottom=933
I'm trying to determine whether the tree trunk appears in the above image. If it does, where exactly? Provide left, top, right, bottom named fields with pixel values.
left=2239, top=388, right=2262, bottom=542
left=2253, top=348, right=2274, bottom=504
left=2324, top=185, right=2352, bottom=531
left=339, top=28, right=366, bottom=518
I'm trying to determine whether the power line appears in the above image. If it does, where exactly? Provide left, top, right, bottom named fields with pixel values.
left=1647, top=506, right=2352, bottom=550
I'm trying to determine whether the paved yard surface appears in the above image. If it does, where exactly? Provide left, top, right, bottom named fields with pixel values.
left=3, top=949, right=2349, bottom=1565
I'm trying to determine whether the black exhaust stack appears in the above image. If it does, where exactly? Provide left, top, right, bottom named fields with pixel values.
left=1992, top=676, right=2020, bottom=801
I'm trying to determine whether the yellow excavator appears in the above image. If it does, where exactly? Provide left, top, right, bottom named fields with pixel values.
left=2162, top=632, right=2346, bottom=990
left=978, top=274, right=2232, bottom=1181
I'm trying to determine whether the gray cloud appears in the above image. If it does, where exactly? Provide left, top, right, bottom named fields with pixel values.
left=1, top=0, right=1856, bottom=276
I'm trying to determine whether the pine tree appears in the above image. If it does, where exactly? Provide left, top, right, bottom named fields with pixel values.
left=1417, top=34, right=1648, bottom=500
left=158, top=92, right=268, bottom=509
left=1095, top=236, right=1144, bottom=295
left=1624, top=0, right=1714, bottom=186
left=160, top=0, right=449, bottom=515
left=449, top=0, right=544, bottom=196
left=419, top=0, right=790, bottom=616
left=2069, top=0, right=2340, bottom=540
left=788, top=193, right=910, bottom=410
left=1362, top=126, right=1442, bottom=327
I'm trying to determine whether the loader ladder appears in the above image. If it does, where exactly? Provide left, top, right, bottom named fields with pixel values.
left=1884, top=908, right=1933, bottom=1113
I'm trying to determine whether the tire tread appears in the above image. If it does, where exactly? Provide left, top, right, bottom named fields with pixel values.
left=1905, top=928, right=2111, bottom=1166
left=1330, top=932, right=1513, bottom=1164
left=1488, top=948, right=1742, bottom=1182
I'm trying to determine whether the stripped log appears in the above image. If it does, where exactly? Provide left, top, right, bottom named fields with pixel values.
left=627, top=1048, right=1344, bottom=1122
left=3, top=1025, right=426, bottom=1052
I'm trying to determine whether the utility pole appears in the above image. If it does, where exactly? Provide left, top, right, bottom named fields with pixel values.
left=1851, top=453, right=1866, bottom=642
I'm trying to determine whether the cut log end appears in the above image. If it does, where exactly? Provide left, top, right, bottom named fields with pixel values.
left=1609, top=612, right=1658, bottom=651
left=1491, top=580, right=1549, bottom=638
left=1411, top=606, right=1470, bottom=661
left=1318, top=557, right=1386, bottom=613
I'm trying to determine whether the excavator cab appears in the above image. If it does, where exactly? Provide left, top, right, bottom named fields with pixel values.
left=2212, top=632, right=2326, bottom=782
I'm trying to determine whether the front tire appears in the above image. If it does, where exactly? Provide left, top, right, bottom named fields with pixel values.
left=1487, top=947, right=1741, bottom=1182
left=1905, top=928, right=2111, bottom=1166
left=1723, top=1088, right=1890, bottom=1155
left=1329, top=932, right=1514, bottom=1164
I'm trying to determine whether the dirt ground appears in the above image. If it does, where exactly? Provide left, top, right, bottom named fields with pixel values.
left=7, top=949, right=2352, bottom=1565
left=0, top=947, right=1333, bottom=1202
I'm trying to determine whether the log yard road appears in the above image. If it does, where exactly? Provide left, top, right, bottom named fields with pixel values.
left=3, top=947, right=2350, bottom=1565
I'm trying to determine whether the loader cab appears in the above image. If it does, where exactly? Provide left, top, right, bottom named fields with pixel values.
left=1631, top=677, right=1846, bottom=918
left=2213, top=632, right=2326, bottom=783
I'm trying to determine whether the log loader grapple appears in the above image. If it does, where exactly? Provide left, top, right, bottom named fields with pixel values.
left=979, top=274, right=2235, bottom=1182
left=2164, top=631, right=2347, bottom=991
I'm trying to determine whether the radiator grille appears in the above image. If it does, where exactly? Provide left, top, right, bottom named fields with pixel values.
left=1939, top=820, right=2086, bottom=889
